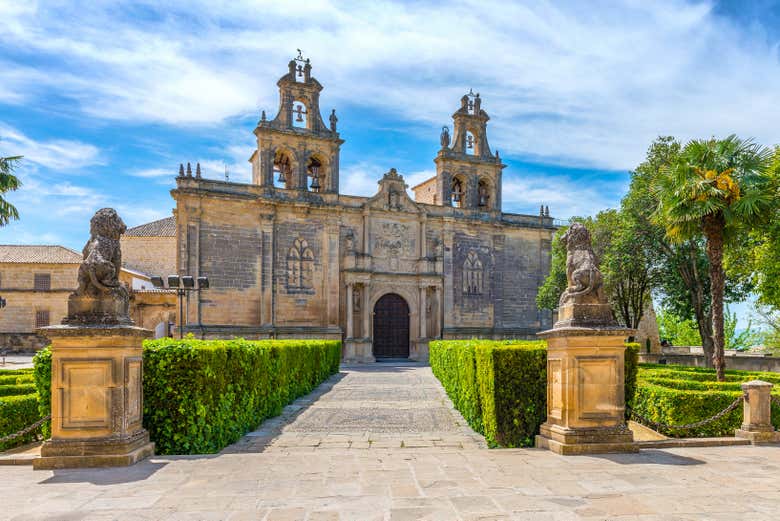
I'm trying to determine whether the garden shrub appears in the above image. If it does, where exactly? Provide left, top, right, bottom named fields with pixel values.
left=0, top=383, right=37, bottom=397
left=33, top=347, right=52, bottom=438
left=632, top=363, right=780, bottom=436
left=0, top=393, right=41, bottom=451
left=0, top=374, right=34, bottom=385
left=430, top=339, right=639, bottom=447
left=143, top=338, right=341, bottom=454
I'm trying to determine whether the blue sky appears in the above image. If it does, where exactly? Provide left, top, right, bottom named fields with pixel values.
left=1, top=0, right=779, bottom=324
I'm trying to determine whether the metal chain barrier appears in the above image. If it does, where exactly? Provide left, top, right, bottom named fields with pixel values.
left=628, top=394, right=744, bottom=434
left=0, top=415, right=50, bottom=445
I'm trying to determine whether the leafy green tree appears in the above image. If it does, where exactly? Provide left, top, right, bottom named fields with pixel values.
left=0, top=155, right=22, bottom=226
left=656, top=307, right=702, bottom=346
left=653, top=136, right=774, bottom=380
left=623, top=137, right=753, bottom=371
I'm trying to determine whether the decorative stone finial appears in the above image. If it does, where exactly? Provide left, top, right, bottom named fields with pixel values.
left=178, top=163, right=185, bottom=177
left=545, top=205, right=550, bottom=217
left=440, top=126, right=450, bottom=148
left=260, top=109, right=267, bottom=123
left=62, top=208, right=132, bottom=326
left=195, top=162, right=202, bottom=179
left=186, top=162, right=192, bottom=177
left=540, top=205, right=544, bottom=216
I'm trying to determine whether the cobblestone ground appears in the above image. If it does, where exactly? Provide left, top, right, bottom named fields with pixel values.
left=3, top=363, right=780, bottom=520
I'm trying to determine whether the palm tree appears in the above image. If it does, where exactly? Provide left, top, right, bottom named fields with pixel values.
left=0, top=155, right=22, bottom=226
left=654, top=136, right=774, bottom=381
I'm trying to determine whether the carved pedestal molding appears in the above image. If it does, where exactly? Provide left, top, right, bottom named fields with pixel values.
left=33, top=209, right=155, bottom=470
left=735, top=380, right=780, bottom=444
left=535, top=223, right=636, bottom=455
left=33, top=326, right=155, bottom=469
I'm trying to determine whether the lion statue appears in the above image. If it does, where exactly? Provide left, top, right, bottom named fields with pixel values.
left=76, top=208, right=128, bottom=299
left=558, top=223, right=605, bottom=307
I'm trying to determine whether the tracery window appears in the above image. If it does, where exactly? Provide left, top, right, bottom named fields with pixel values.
left=463, top=250, right=483, bottom=295
left=287, top=238, right=314, bottom=292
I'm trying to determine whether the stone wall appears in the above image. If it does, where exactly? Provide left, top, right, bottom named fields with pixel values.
left=640, top=352, right=780, bottom=373
left=121, top=236, right=176, bottom=277
left=0, top=332, right=50, bottom=353
left=0, top=263, right=77, bottom=334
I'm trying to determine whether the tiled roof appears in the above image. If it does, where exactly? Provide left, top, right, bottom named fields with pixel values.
left=124, top=216, right=176, bottom=237
left=0, top=245, right=82, bottom=264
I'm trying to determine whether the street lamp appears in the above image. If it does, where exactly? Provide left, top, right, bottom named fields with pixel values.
left=150, top=275, right=209, bottom=339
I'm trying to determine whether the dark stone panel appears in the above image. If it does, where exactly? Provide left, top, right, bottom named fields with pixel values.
left=452, top=232, right=493, bottom=317
left=500, top=236, right=542, bottom=328
left=199, top=223, right=261, bottom=290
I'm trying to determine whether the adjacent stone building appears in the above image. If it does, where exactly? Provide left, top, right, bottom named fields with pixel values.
left=0, top=236, right=176, bottom=352
left=172, top=55, right=556, bottom=362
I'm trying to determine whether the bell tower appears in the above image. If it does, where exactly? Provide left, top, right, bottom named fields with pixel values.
left=433, top=90, right=504, bottom=211
left=250, top=50, right=344, bottom=193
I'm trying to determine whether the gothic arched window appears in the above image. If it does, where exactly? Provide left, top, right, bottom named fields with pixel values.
left=287, top=238, right=314, bottom=292
left=463, top=250, right=483, bottom=295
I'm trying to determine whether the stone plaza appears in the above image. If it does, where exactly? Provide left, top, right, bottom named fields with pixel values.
left=3, top=363, right=780, bottom=521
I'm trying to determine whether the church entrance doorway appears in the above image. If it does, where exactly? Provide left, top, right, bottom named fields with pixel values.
left=373, top=293, right=410, bottom=359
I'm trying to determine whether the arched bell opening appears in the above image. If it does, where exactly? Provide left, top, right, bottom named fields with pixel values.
left=306, top=155, right=325, bottom=193
left=273, top=149, right=295, bottom=189
left=478, top=178, right=492, bottom=209
left=451, top=176, right=466, bottom=208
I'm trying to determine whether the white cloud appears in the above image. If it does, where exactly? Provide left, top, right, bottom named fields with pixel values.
left=0, top=124, right=101, bottom=170
left=1, top=1, right=780, bottom=171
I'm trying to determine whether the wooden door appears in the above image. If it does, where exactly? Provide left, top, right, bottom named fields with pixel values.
left=373, top=293, right=410, bottom=359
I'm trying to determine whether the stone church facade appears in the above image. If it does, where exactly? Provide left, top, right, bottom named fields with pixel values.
left=172, top=55, right=556, bottom=362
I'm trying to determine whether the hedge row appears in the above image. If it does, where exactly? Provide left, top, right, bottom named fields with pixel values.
left=0, top=374, right=33, bottom=385
left=0, top=393, right=41, bottom=451
left=0, top=383, right=37, bottom=397
left=430, top=339, right=640, bottom=447
left=143, top=338, right=341, bottom=454
left=32, top=338, right=341, bottom=455
left=632, top=364, right=780, bottom=437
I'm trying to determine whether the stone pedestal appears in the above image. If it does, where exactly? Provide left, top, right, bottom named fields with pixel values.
left=735, top=380, right=780, bottom=444
left=535, top=325, right=637, bottom=455
left=33, top=325, right=155, bottom=470
left=343, top=339, right=374, bottom=363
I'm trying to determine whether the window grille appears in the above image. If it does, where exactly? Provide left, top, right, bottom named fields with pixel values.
left=35, top=310, right=50, bottom=328
left=34, top=273, right=51, bottom=291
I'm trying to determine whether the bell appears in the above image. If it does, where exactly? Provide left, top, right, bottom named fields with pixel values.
left=453, top=191, right=461, bottom=203
left=296, top=112, right=304, bottom=122
left=277, top=170, right=286, bottom=183
left=310, top=174, right=321, bottom=192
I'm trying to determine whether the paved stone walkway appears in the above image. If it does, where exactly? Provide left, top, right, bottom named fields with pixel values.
left=224, top=363, right=486, bottom=453
left=2, top=363, right=780, bottom=520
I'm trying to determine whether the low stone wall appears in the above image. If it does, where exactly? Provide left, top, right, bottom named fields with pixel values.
left=0, top=332, right=50, bottom=353
left=640, top=352, right=780, bottom=373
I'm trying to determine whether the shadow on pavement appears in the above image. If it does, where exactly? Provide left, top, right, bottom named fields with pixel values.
left=591, top=449, right=706, bottom=466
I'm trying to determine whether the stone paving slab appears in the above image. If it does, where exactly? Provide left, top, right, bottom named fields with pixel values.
left=3, top=363, right=780, bottom=519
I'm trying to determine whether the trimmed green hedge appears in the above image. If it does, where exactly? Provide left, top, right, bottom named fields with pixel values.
left=0, top=374, right=33, bottom=385
left=633, top=363, right=780, bottom=437
left=32, top=339, right=341, bottom=455
left=430, top=340, right=640, bottom=447
left=33, top=348, right=52, bottom=438
left=143, top=338, right=340, bottom=454
left=0, top=393, right=41, bottom=451
left=0, top=383, right=37, bottom=397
